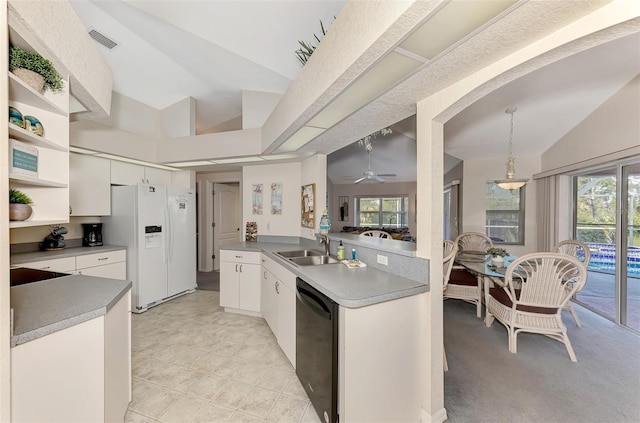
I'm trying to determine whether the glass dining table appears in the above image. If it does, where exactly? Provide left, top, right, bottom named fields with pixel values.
left=454, top=252, right=518, bottom=319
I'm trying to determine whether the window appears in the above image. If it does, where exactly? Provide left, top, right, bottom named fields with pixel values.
left=485, top=182, right=525, bottom=244
left=355, top=196, right=409, bottom=228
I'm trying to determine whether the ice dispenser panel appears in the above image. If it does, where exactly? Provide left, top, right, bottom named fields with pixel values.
left=145, top=225, right=162, bottom=248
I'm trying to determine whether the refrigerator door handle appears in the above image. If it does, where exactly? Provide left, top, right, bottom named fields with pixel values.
left=166, top=203, right=174, bottom=263
left=163, top=205, right=170, bottom=264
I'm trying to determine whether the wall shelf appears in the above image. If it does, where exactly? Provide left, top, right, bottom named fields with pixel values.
left=9, top=175, right=68, bottom=188
left=9, top=219, right=68, bottom=229
left=8, top=73, right=68, bottom=116
left=9, top=124, right=68, bottom=152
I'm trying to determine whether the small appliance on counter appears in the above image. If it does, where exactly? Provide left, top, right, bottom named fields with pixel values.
left=40, top=226, right=67, bottom=251
left=82, top=223, right=103, bottom=247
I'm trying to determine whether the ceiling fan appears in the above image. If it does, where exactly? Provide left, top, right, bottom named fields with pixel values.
left=353, top=149, right=397, bottom=184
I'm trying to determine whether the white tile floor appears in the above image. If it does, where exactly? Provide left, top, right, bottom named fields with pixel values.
left=126, top=290, right=322, bottom=423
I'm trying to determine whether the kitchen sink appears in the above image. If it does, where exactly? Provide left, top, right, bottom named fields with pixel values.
left=288, top=255, right=340, bottom=266
left=275, top=249, right=324, bottom=258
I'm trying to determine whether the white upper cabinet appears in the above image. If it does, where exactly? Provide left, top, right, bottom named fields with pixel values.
left=110, top=160, right=172, bottom=186
left=110, top=161, right=145, bottom=186
left=69, top=153, right=111, bottom=216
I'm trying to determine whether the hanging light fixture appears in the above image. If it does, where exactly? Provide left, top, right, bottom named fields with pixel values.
left=495, top=107, right=529, bottom=190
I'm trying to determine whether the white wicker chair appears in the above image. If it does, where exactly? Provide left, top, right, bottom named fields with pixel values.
left=442, top=240, right=459, bottom=372
left=485, top=252, right=588, bottom=362
left=455, top=232, right=493, bottom=253
left=445, top=232, right=494, bottom=317
left=552, top=240, right=591, bottom=327
left=361, top=230, right=390, bottom=239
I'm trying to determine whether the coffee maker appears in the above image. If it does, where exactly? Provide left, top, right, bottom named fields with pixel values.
left=82, top=223, right=103, bottom=247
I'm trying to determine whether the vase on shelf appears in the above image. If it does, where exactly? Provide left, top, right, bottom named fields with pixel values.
left=9, top=203, right=33, bottom=221
left=12, top=68, right=45, bottom=93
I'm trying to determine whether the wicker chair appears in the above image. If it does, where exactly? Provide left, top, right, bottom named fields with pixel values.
left=445, top=232, right=494, bottom=317
left=552, top=240, right=591, bottom=327
left=361, top=230, right=390, bottom=239
left=442, top=240, right=459, bottom=372
left=485, top=252, right=588, bottom=362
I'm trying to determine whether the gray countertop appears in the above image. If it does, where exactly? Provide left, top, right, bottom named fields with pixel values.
left=223, top=242, right=428, bottom=308
left=10, top=275, right=132, bottom=347
left=10, top=245, right=127, bottom=265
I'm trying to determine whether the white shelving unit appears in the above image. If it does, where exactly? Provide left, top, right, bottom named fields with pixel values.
left=8, top=28, right=70, bottom=230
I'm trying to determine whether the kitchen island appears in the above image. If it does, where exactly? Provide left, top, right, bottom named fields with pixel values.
left=221, top=238, right=427, bottom=423
left=10, top=275, right=132, bottom=422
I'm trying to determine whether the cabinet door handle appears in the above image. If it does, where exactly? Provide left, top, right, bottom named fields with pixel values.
left=264, top=271, right=267, bottom=279
left=275, top=281, right=280, bottom=294
left=239, top=264, right=243, bottom=273
left=41, top=266, right=50, bottom=270
left=235, top=264, right=238, bottom=272
left=98, top=257, right=108, bottom=261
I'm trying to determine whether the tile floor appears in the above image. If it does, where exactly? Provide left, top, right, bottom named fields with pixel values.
left=126, top=290, right=322, bottom=423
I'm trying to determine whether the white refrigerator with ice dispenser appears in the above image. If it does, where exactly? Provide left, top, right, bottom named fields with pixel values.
left=104, top=184, right=196, bottom=312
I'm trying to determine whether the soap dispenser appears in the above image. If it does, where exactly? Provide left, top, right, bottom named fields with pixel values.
left=337, top=241, right=345, bottom=260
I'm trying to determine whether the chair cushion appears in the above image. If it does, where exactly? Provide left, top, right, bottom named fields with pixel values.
left=449, top=269, right=478, bottom=286
left=489, top=287, right=558, bottom=314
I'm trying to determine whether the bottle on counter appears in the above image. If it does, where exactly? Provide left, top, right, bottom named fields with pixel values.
left=319, top=209, right=331, bottom=235
left=351, top=248, right=357, bottom=261
left=337, top=241, right=345, bottom=260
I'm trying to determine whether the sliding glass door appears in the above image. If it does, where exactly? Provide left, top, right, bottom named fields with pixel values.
left=574, top=160, right=640, bottom=332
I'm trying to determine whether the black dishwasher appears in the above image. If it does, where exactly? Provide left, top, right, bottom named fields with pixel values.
left=296, top=277, right=338, bottom=423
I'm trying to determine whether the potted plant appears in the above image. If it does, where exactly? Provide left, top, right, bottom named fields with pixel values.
left=9, top=46, right=63, bottom=93
left=487, top=247, right=508, bottom=267
left=9, top=189, right=33, bottom=221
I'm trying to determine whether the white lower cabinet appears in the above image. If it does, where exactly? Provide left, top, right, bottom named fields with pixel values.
left=220, top=250, right=261, bottom=314
left=76, top=250, right=127, bottom=280
left=261, top=254, right=296, bottom=367
left=11, top=290, right=131, bottom=422
left=18, top=249, right=127, bottom=280
left=15, top=256, right=75, bottom=273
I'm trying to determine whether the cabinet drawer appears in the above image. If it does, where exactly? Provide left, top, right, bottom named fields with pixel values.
left=18, top=257, right=75, bottom=273
left=76, top=250, right=126, bottom=270
left=220, top=250, right=261, bottom=264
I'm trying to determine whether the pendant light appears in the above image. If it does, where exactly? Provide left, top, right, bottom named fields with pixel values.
left=495, top=107, right=528, bottom=190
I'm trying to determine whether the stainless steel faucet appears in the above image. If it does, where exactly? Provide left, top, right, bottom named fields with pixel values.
left=319, top=235, right=330, bottom=256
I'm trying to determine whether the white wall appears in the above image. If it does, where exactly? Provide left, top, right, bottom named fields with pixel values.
left=88, top=91, right=162, bottom=140
left=242, top=91, right=282, bottom=129
left=542, top=74, right=640, bottom=172
left=242, top=163, right=301, bottom=238
left=331, top=181, right=417, bottom=237
left=161, top=97, right=196, bottom=138
left=70, top=120, right=157, bottom=162
left=461, top=155, right=541, bottom=256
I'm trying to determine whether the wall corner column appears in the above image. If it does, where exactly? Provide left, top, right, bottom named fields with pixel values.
left=416, top=100, right=446, bottom=422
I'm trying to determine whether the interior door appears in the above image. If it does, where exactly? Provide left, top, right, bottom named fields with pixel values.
left=213, top=183, right=240, bottom=271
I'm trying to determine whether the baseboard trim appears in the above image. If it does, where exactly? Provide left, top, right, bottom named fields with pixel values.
left=420, top=407, right=447, bottom=423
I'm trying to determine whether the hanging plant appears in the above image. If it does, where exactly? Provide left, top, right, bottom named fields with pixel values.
left=9, top=46, right=63, bottom=92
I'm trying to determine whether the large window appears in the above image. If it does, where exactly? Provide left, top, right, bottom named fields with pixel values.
left=485, top=182, right=525, bottom=244
left=355, top=196, right=409, bottom=228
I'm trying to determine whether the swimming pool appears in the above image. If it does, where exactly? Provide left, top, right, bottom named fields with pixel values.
left=585, top=242, right=640, bottom=277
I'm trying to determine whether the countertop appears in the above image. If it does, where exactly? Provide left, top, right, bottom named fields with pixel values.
left=10, top=275, right=132, bottom=347
left=10, top=245, right=127, bottom=265
left=223, top=242, right=428, bottom=308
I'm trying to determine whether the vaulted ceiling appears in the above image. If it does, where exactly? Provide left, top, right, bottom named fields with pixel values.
left=68, top=1, right=640, bottom=181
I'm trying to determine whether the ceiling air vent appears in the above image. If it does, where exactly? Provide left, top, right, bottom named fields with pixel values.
left=88, top=28, right=119, bottom=50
